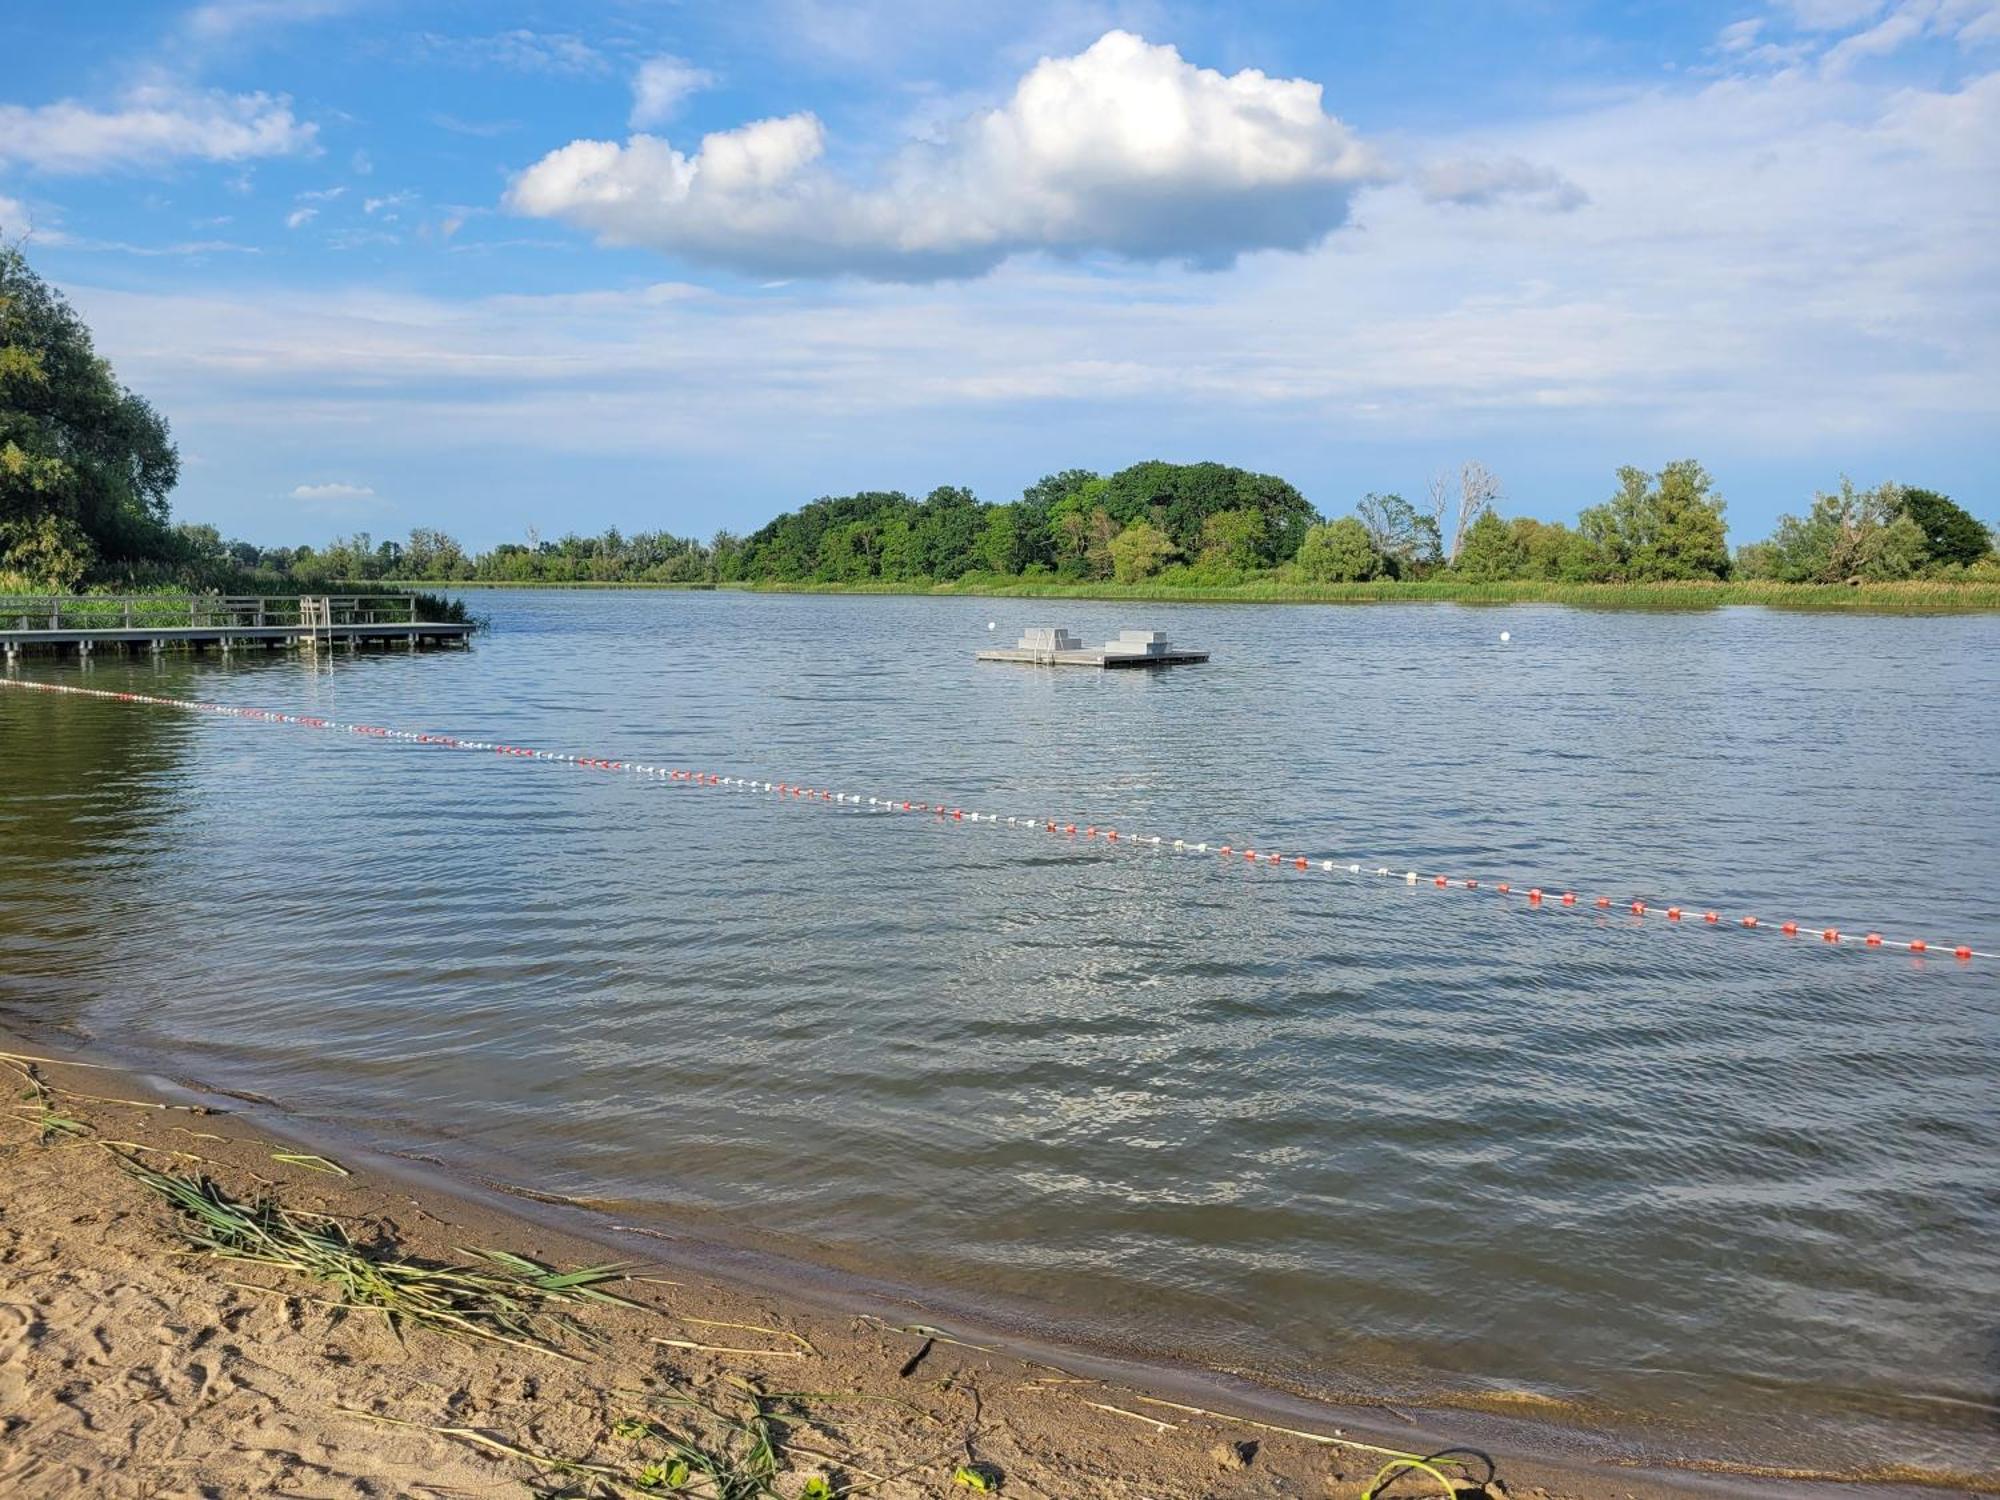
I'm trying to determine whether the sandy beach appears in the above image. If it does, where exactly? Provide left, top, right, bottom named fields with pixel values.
left=6, top=1024, right=1985, bottom=1500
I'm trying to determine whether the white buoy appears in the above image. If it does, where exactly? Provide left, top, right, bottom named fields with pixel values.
left=1500, top=630, right=1512, bottom=643
left=987, top=620, right=996, bottom=631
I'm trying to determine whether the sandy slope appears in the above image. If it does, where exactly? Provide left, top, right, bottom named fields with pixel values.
left=0, top=1034, right=1934, bottom=1500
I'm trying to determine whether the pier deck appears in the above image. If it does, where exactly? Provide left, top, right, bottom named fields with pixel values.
left=0, top=594, right=472, bottom=659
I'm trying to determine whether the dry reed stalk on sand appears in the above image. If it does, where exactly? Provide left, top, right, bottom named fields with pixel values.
left=115, top=1151, right=634, bottom=1359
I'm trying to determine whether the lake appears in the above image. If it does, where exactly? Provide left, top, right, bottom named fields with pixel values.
left=2, top=590, right=1995, bottom=1478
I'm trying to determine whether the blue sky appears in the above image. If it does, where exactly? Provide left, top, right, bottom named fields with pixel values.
left=3, top=0, right=1995, bottom=547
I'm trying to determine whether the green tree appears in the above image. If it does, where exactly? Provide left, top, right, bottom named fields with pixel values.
left=1508, top=517, right=1575, bottom=579
left=1107, top=520, right=1176, bottom=582
left=975, top=503, right=1030, bottom=574
left=1447, top=509, right=1526, bottom=581
left=1296, top=517, right=1385, bottom=581
left=1896, top=487, right=1990, bottom=569
left=1197, top=507, right=1267, bottom=571
left=1354, top=492, right=1442, bottom=579
left=0, top=245, right=179, bottom=584
left=1099, top=460, right=1314, bottom=564
left=1573, top=461, right=1729, bottom=581
left=1761, top=479, right=1929, bottom=582
left=404, top=526, right=468, bottom=579
left=816, top=520, right=881, bottom=581
left=911, top=485, right=982, bottom=578
left=1732, top=540, right=1779, bottom=580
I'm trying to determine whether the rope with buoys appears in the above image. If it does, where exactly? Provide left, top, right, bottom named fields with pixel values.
left=2, top=675, right=1989, bottom=963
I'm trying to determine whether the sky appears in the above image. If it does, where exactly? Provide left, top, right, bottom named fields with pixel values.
left=1, top=0, right=1995, bottom=548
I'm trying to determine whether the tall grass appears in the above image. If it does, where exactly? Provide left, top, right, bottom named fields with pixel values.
left=734, top=576, right=2000, bottom=612
left=329, top=576, right=2000, bottom=612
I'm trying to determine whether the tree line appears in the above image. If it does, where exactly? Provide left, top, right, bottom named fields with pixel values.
left=5, top=244, right=1993, bottom=594
left=178, top=459, right=1993, bottom=592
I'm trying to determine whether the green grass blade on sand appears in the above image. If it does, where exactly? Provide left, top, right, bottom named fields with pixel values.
left=114, top=1151, right=632, bottom=1358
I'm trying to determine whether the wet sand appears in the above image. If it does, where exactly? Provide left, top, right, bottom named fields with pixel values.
left=1, top=1025, right=1986, bottom=1500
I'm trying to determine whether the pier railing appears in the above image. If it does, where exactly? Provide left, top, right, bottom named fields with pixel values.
left=0, top=594, right=421, bottom=632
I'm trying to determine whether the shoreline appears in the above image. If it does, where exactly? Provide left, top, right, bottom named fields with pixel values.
left=4, top=1016, right=1991, bottom=1499
left=343, top=578, right=2000, bottom=612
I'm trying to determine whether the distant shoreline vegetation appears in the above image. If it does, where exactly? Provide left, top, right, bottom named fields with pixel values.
left=4, top=246, right=1994, bottom=608
left=85, top=459, right=2000, bottom=616
left=351, top=576, right=2000, bottom=611
left=207, top=458, right=1995, bottom=609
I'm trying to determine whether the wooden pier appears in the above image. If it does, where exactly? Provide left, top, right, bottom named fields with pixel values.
left=0, top=594, right=473, bottom=661
left=977, top=626, right=1208, bottom=669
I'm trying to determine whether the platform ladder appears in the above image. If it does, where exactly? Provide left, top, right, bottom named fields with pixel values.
left=299, top=595, right=331, bottom=652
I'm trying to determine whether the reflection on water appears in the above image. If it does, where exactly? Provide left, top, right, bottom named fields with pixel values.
left=2, top=592, right=1997, bottom=1477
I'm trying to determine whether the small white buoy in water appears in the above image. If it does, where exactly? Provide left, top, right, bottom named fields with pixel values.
left=1500, top=630, right=1511, bottom=643
left=987, top=620, right=996, bottom=631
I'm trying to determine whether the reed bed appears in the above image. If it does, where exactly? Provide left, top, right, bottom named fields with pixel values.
left=736, top=576, right=2000, bottom=611
left=289, top=575, right=2000, bottom=608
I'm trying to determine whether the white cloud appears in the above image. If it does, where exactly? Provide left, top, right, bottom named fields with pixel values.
left=363, top=191, right=415, bottom=217
left=1779, top=0, right=1887, bottom=28
left=285, top=206, right=317, bottom=229
left=184, top=0, right=354, bottom=44
left=296, top=185, right=346, bottom=202
left=0, top=193, right=37, bottom=238
left=1735, top=0, right=2000, bottom=74
left=1417, top=157, right=1588, bottom=211
left=1719, top=18, right=1766, bottom=51
left=630, top=55, right=716, bottom=128
left=289, top=482, right=376, bottom=503
left=0, top=197, right=256, bottom=254
left=419, top=29, right=607, bottom=75
left=431, top=112, right=517, bottom=138
left=509, top=30, right=1386, bottom=280
left=1821, top=5, right=1932, bottom=70
left=0, top=84, right=315, bottom=174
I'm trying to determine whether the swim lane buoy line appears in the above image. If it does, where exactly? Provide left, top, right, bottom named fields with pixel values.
left=1, top=676, right=1989, bottom=964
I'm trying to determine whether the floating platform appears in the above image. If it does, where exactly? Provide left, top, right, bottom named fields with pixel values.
left=0, top=594, right=473, bottom=660
left=977, top=626, right=1208, bottom=669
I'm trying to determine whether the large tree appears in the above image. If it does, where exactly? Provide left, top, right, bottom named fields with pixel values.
left=1297, top=516, right=1384, bottom=581
left=1760, top=480, right=1928, bottom=582
left=1896, top=487, right=1991, bottom=569
left=1573, top=461, right=1730, bottom=581
left=1099, top=460, right=1315, bottom=566
left=0, top=247, right=178, bottom=587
